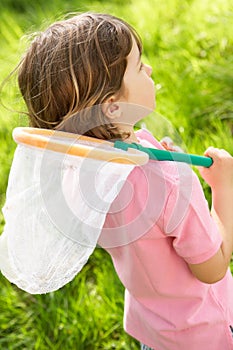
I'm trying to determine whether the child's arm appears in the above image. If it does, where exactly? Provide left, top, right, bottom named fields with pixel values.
left=188, top=147, right=233, bottom=284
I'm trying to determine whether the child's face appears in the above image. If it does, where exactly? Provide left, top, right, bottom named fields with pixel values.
left=104, top=36, right=156, bottom=130
left=120, top=37, right=156, bottom=111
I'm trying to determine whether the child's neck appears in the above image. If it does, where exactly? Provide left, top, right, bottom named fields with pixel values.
left=126, top=132, right=139, bottom=143
left=117, top=124, right=139, bottom=143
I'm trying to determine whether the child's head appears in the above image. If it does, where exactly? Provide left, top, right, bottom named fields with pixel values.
left=18, top=12, right=143, bottom=140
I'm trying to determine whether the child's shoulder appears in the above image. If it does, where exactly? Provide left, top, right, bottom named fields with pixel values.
left=135, top=128, right=182, bottom=180
left=135, top=128, right=163, bottom=150
left=134, top=128, right=201, bottom=192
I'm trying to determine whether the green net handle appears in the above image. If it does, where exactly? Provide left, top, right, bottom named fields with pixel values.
left=114, top=141, right=213, bottom=168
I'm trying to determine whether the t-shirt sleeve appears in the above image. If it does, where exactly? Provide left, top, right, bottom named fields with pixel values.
left=163, top=169, right=222, bottom=265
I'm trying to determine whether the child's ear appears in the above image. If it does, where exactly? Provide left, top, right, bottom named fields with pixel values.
left=102, top=97, right=122, bottom=120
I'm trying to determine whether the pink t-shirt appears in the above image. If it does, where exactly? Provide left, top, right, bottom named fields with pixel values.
left=99, top=129, right=233, bottom=350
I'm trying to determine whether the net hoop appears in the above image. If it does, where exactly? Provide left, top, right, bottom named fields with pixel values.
left=13, top=127, right=149, bottom=165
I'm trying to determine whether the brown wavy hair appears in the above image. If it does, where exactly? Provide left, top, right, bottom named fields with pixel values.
left=17, top=12, right=142, bottom=140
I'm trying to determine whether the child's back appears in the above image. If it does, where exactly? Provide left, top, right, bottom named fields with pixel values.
left=99, top=129, right=233, bottom=349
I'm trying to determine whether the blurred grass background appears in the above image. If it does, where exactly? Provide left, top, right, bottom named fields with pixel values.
left=0, top=0, right=232, bottom=349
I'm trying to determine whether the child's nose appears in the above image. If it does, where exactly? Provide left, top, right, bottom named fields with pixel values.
left=145, top=64, right=152, bottom=77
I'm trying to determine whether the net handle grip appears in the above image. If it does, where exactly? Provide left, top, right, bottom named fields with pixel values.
left=114, top=141, right=213, bottom=168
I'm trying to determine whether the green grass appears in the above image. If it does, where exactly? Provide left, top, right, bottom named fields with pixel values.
left=0, top=249, right=138, bottom=350
left=0, top=0, right=233, bottom=348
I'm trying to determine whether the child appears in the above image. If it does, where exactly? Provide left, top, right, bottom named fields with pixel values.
left=1, top=12, right=233, bottom=349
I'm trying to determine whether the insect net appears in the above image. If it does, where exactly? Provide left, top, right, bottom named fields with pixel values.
left=0, top=143, right=135, bottom=294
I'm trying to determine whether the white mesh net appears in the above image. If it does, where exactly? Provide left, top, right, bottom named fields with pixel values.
left=0, top=144, right=135, bottom=294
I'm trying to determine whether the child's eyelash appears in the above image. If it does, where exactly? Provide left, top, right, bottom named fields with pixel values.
left=139, top=62, right=144, bottom=70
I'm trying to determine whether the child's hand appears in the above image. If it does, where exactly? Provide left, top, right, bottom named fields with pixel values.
left=160, top=137, right=184, bottom=153
left=198, top=147, right=233, bottom=191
